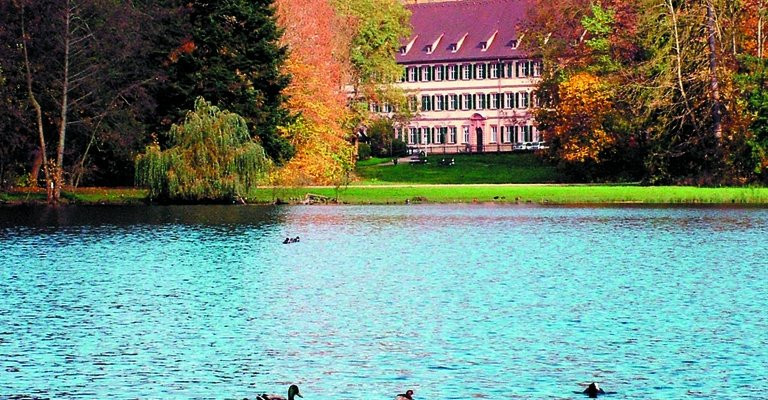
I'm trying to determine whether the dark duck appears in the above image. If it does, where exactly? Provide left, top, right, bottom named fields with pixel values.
left=395, top=389, right=414, bottom=400
left=583, top=382, right=606, bottom=398
left=255, top=384, right=302, bottom=400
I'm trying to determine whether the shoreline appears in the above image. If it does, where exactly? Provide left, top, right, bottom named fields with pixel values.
left=3, top=185, right=768, bottom=206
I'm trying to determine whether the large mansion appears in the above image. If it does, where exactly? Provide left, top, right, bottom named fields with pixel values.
left=389, top=0, right=542, bottom=154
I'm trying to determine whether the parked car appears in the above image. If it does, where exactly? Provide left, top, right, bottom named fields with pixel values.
left=537, top=141, right=550, bottom=150
left=523, top=142, right=534, bottom=150
left=513, top=142, right=525, bottom=150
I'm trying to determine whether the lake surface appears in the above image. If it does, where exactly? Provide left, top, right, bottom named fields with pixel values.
left=0, top=205, right=766, bottom=399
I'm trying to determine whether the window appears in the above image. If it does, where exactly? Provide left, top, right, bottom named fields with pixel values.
left=462, top=94, right=472, bottom=110
left=434, top=65, right=444, bottom=81
left=461, top=64, right=472, bottom=80
left=523, top=125, right=533, bottom=142
left=449, top=127, right=457, bottom=144
left=491, top=125, right=498, bottom=143
left=408, top=67, right=417, bottom=82
left=490, top=63, right=499, bottom=79
left=421, top=127, right=429, bottom=144
left=474, top=63, right=486, bottom=79
left=382, top=102, right=391, bottom=113
left=435, top=127, right=447, bottom=144
left=421, top=66, right=431, bottom=82
left=435, top=95, right=444, bottom=111
left=475, top=93, right=486, bottom=110
left=463, top=126, right=470, bottom=144
left=409, top=127, right=418, bottom=144
left=520, top=92, right=530, bottom=109
left=447, top=65, right=457, bottom=80
left=501, top=126, right=509, bottom=143
left=408, top=96, right=418, bottom=112
left=399, top=46, right=407, bottom=55
left=449, top=43, right=458, bottom=52
left=504, top=93, right=515, bottom=109
left=490, top=93, right=500, bottom=110
left=448, top=95, right=458, bottom=111
left=421, top=95, right=431, bottom=112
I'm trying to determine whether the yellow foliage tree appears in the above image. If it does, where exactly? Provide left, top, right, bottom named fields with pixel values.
left=545, top=73, right=615, bottom=163
left=274, top=0, right=355, bottom=186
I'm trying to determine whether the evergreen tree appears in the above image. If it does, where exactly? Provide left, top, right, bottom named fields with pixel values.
left=157, top=0, right=293, bottom=164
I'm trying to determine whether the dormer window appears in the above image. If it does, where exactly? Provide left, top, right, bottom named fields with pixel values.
left=425, top=44, right=433, bottom=54
left=508, top=40, right=519, bottom=49
left=399, top=46, right=407, bottom=55
left=480, top=41, right=488, bottom=50
left=449, top=43, right=458, bottom=52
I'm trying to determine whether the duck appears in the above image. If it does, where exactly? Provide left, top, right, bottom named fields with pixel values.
left=583, top=382, right=606, bottom=398
left=395, top=389, right=414, bottom=400
left=255, top=384, right=302, bottom=400
left=283, top=238, right=291, bottom=244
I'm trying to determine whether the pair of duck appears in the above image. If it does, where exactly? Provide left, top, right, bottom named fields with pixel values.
left=282, top=236, right=300, bottom=244
left=252, top=386, right=414, bottom=400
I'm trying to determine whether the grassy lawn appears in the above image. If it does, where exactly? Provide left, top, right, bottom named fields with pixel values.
left=355, top=153, right=563, bottom=184
left=255, top=185, right=768, bottom=205
left=4, top=183, right=768, bottom=206
left=0, top=187, right=146, bottom=205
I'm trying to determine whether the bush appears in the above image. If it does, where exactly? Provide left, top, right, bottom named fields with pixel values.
left=135, top=98, right=271, bottom=202
left=367, top=118, right=396, bottom=157
left=358, top=143, right=372, bottom=160
left=392, top=138, right=407, bottom=157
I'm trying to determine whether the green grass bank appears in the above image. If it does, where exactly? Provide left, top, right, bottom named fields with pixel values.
left=3, top=185, right=768, bottom=206
left=355, top=153, right=564, bottom=185
left=259, top=185, right=768, bottom=205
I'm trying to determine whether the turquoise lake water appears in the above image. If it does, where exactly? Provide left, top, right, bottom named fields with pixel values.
left=0, top=205, right=766, bottom=399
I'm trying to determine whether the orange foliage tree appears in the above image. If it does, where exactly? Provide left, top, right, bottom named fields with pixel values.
left=538, top=73, right=615, bottom=163
left=273, top=0, right=355, bottom=186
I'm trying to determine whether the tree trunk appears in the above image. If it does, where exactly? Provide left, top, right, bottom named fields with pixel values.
left=760, top=0, right=765, bottom=59
left=20, top=6, right=52, bottom=198
left=667, top=0, right=695, bottom=123
left=54, top=0, right=73, bottom=204
left=706, top=1, right=723, bottom=140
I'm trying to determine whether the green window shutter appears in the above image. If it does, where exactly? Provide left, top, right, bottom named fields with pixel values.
left=471, top=95, right=476, bottom=109
left=482, top=63, right=488, bottom=79
left=498, top=62, right=504, bottom=78
left=515, top=92, right=520, bottom=108
left=516, top=61, right=521, bottom=77
left=427, top=66, right=432, bottom=81
left=431, top=95, right=436, bottom=111
left=442, top=65, right=447, bottom=79
left=486, top=93, right=491, bottom=107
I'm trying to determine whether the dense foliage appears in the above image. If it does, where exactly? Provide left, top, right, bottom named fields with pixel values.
left=529, top=0, right=768, bottom=184
left=1, top=0, right=410, bottom=201
left=155, top=0, right=294, bottom=165
left=135, top=98, right=270, bottom=202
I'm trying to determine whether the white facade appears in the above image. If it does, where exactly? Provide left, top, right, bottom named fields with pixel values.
left=390, top=60, right=542, bottom=153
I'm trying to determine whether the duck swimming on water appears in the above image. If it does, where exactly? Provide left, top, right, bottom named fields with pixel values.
left=255, top=384, right=302, bottom=400
left=395, top=389, right=414, bottom=400
left=583, top=382, right=606, bottom=398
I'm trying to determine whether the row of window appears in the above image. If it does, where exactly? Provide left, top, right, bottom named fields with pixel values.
left=398, top=125, right=538, bottom=145
left=402, top=61, right=541, bottom=83
left=370, top=92, right=537, bottom=114
left=415, top=92, right=536, bottom=112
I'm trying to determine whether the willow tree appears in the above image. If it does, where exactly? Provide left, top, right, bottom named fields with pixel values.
left=135, top=98, right=271, bottom=202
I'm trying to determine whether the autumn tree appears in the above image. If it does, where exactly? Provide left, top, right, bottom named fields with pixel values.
left=332, top=0, right=412, bottom=127
left=273, top=0, right=355, bottom=186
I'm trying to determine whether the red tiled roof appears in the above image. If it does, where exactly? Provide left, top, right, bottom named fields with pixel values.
left=398, top=0, right=532, bottom=64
